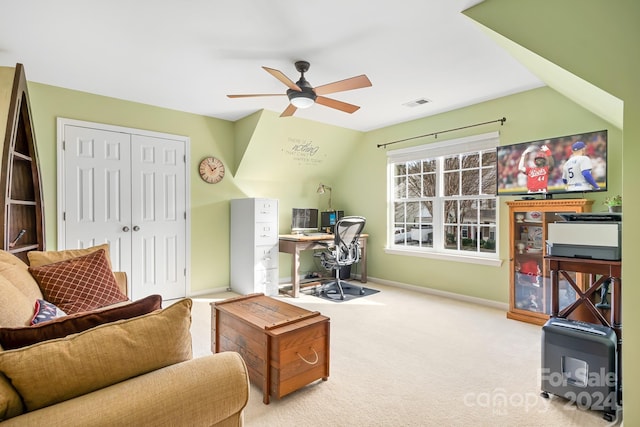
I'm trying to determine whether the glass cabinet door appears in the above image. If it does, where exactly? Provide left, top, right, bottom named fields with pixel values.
left=513, top=210, right=544, bottom=313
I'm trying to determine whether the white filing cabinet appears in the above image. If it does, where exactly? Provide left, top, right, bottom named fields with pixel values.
left=230, top=198, right=279, bottom=296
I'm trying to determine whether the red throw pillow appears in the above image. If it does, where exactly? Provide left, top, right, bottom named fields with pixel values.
left=0, top=295, right=162, bottom=350
left=28, top=249, right=128, bottom=315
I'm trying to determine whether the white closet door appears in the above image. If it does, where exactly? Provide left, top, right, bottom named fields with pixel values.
left=130, top=134, right=186, bottom=300
left=59, top=121, right=188, bottom=300
left=62, top=125, right=133, bottom=277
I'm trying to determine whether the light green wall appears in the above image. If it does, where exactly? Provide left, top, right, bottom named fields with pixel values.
left=352, top=86, right=620, bottom=303
left=467, top=0, right=638, bottom=422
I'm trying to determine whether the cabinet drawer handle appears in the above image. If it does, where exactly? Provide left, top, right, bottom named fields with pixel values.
left=296, top=347, right=319, bottom=365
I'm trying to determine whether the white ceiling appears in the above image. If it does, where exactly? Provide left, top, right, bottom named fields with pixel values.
left=0, top=0, right=544, bottom=132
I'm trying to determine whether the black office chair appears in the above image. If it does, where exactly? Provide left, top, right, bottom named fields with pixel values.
left=314, top=216, right=366, bottom=300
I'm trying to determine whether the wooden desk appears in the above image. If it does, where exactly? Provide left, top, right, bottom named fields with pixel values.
left=279, top=234, right=368, bottom=298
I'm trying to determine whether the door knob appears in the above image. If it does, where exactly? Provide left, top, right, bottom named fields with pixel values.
left=133, top=226, right=140, bottom=231
left=122, top=226, right=130, bottom=232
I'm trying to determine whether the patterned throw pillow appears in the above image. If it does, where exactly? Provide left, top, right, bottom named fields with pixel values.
left=28, top=249, right=128, bottom=315
left=30, top=299, right=67, bottom=325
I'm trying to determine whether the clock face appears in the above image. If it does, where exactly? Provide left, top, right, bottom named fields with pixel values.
left=199, top=157, right=225, bottom=184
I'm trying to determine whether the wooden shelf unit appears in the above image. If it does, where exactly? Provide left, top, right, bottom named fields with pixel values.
left=506, top=199, right=593, bottom=325
left=1, top=63, right=45, bottom=263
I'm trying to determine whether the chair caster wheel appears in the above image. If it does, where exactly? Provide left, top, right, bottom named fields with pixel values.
left=540, top=391, right=549, bottom=399
left=359, top=289, right=365, bottom=295
left=340, top=295, right=345, bottom=300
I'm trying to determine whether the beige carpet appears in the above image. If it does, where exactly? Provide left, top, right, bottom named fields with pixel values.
left=190, top=283, right=619, bottom=426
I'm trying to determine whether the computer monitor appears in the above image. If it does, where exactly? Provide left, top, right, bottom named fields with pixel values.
left=320, top=210, right=344, bottom=232
left=291, top=208, right=319, bottom=233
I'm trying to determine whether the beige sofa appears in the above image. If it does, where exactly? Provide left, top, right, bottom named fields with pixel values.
left=0, top=247, right=249, bottom=426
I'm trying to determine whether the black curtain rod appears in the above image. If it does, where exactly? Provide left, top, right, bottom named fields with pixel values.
left=377, top=117, right=507, bottom=149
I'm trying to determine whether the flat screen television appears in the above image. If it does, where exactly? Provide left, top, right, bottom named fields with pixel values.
left=497, top=129, right=608, bottom=197
left=291, top=208, right=319, bottom=233
left=320, top=210, right=344, bottom=232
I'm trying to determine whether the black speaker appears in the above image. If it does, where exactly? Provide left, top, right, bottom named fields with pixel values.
left=541, top=318, right=618, bottom=421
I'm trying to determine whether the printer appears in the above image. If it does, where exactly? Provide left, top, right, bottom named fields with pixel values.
left=546, top=212, right=621, bottom=261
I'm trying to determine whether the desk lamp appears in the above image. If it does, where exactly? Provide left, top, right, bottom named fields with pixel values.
left=317, top=183, right=333, bottom=211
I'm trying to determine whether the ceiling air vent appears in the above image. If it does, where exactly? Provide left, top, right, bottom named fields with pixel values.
left=403, top=98, right=431, bottom=108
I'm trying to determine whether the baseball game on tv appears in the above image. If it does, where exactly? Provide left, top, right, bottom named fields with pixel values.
left=496, top=129, right=608, bottom=197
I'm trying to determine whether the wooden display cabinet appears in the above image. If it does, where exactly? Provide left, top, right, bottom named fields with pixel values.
left=506, top=199, right=593, bottom=325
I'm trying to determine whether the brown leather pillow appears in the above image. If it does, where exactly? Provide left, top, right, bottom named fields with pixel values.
left=28, top=249, right=128, bottom=314
left=0, top=295, right=162, bottom=350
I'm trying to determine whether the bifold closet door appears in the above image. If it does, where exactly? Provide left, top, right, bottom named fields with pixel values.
left=61, top=124, right=186, bottom=300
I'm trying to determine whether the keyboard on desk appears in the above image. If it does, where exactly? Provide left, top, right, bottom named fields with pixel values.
left=303, top=232, right=333, bottom=237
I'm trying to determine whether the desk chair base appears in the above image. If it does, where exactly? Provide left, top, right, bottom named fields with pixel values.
left=316, top=271, right=365, bottom=300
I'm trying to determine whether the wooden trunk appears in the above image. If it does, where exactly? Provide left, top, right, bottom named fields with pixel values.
left=211, top=293, right=330, bottom=404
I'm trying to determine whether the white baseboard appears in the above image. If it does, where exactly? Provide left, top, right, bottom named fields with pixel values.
left=357, top=275, right=509, bottom=311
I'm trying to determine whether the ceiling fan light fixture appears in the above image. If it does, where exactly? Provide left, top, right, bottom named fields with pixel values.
left=288, top=91, right=316, bottom=109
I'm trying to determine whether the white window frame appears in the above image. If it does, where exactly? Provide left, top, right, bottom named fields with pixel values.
left=385, top=132, right=502, bottom=267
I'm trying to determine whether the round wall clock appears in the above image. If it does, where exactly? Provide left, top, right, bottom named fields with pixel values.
left=199, top=156, right=225, bottom=184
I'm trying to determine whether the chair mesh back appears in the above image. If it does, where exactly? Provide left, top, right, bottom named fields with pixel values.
left=333, top=216, right=366, bottom=266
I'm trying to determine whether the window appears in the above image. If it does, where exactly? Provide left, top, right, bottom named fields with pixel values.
left=387, top=132, right=499, bottom=264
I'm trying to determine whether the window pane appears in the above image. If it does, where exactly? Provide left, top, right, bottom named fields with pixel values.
left=461, top=153, right=479, bottom=169
left=483, top=150, right=497, bottom=166
left=423, top=159, right=436, bottom=172
left=444, top=171, right=459, bottom=196
left=406, top=202, right=421, bottom=224
left=394, top=163, right=407, bottom=176
left=460, top=200, right=478, bottom=224
left=482, top=168, right=496, bottom=195
left=480, top=199, right=496, bottom=224
left=423, top=173, right=436, bottom=197
left=394, top=202, right=406, bottom=223
left=407, top=175, right=422, bottom=198
left=461, top=170, right=478, bottom=195
left=407, top=161, right=421, bottom=174
left=394, top=177, right=406, bottom=199
left=444, top=200, right=458, bottom=223
left=445, top=225, right=458, bottom=250
left=444, top=156, right=459, bottom=171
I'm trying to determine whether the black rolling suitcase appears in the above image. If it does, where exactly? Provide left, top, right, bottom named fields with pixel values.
left=541, top=317, right=618, bottom=422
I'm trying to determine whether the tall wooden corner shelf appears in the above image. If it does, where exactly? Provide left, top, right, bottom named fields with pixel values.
left=0, top=63, right=45, bottom=263
left=506, top=199, right=593, bottom=325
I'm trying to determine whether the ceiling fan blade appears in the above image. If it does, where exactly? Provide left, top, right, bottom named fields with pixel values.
left=262, top=66, right=301, bottom=91
left=313, top=74, right=372, bottom=96
left=280, top=104, right=297, bottom=117
left=315, top=96, right=360, bottom=114
left=227, top=93, right=286, bottom=98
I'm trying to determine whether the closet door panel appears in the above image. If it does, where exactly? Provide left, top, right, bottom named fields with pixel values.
left=62, top=125, right=132, bottom=276
left=130, top=134, right=186, bottom=300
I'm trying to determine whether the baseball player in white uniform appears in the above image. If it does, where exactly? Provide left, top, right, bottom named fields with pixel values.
left=562, top=141, right=600, bottom=191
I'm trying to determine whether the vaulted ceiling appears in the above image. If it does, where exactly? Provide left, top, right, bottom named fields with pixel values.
left=0, top=0, right=546, bottom=132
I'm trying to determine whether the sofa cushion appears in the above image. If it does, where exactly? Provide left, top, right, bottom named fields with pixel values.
left=0, top=250, right=43, bottom=303
left=0, top=295, right=162, bottom=350
left=0, top=373, right=23, bottom=421
left=30, top=300, right=67, bottom=325
left=28, top=249, right=128, bottom=315
left=0, top=298, right=192, bottom=412
left=27, top=243, right=112, bottom=269
left=0, top=276, right=34, bottom=328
